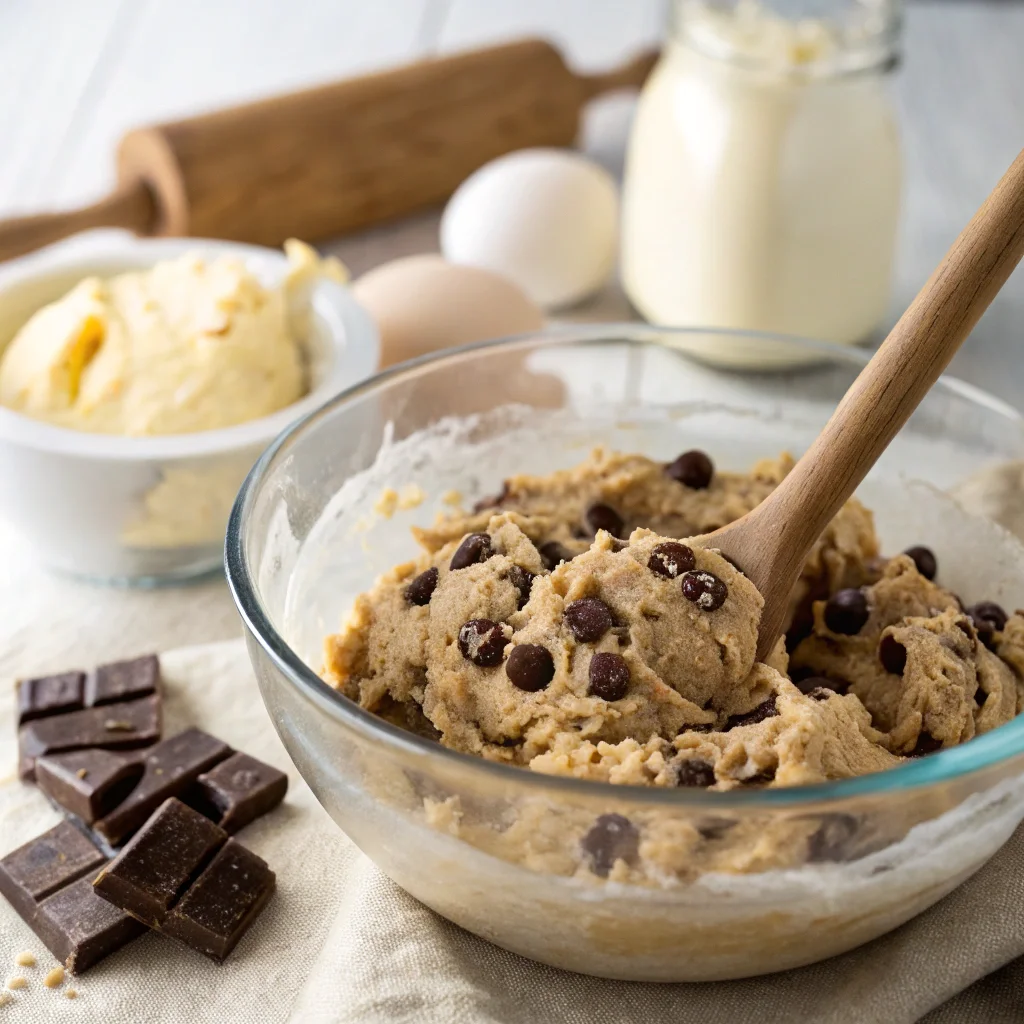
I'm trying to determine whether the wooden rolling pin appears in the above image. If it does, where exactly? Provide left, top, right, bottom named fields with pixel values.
left=0, top=39, right=657, bottom=263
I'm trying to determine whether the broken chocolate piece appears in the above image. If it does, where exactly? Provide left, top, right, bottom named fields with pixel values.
left=162, top=840, right=275, bottom=961
left=18, top=694, right=162, bottom=781
left=0, top=823, right=143, bottom=974
left=192, top=752, right=288, bottom=834
left=17, top=672, right=85, bottom=726
left=35, top=750, right=145, bottom=824
left=35, top=877, right=146, bottom=974
left=92, top=728, right=232, bottom=847
left=94, top=798, right=227, bottom=928
left=85, top=654, right=160, bottom=707
left=0, top=822, right=105, bottom=922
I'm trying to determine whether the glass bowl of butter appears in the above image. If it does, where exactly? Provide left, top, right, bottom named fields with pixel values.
left=0, top=232, right=378, bottom=584
left=227, top=326, right=1024, bottom=981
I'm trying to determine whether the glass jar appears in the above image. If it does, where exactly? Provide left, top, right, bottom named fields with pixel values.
left=621, top=0, right=903, bottom=367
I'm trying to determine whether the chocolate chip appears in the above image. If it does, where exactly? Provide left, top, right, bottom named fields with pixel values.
left=697, top=817, right=736, bottom=841
left=726, top=695, right=778, bottom=729
left=795, top=676, right=844, bottom=698
left=588, top=652, right=630, bottom=701
left=681, top=570, right=728, bottom=611
left=666, top=450, right=714, bottom=489
left=405, top=567, right=439, bottom=606
left=967, top=601, right=1008, bottom=639
left=505, top=645, right=554, bottom=692
left=457, top=620, right=506, bottom=667
left=647, top=542, right=696, bottom=580
left=450, top=533, right=492, bottom=570
left=539, top=541, right=574, bottom=571
left=807, top=814, right=859, bottom=863
left=472, top=481, right=510, bottom=513
left=823, top=588, right=869, bottom=635
left=879, top=634, right=907, bottom=674
left=955, top=617, right=976, bottom=641
left=584, top=503, right=624, bottom=538
left=507, top=566, right=535, bottom=610
left=904, top=546, right=937, bottom=580
left=910, top=731, right=943, bottom=756
left=564, top=597, right=614, bottom=642
left=745, top=765, right=777, bottom=785
left=676, top=759, right=716, bottom=788
left=580, top=814, right=639, bottom=877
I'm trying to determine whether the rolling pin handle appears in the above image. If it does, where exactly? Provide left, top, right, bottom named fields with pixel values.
left=0, top=181, right=156, bottom=265
left=576, top=48, right=660, bottom=100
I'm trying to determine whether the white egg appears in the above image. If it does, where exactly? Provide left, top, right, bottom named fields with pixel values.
left=351, top=255, right=543, bottom=367
left=440, top=148, right=619, bottom=311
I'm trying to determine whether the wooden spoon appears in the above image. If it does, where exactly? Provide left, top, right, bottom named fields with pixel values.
left=707, top=147, right=1024, bottom=663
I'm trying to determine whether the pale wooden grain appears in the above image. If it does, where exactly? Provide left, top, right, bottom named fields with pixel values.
left=711, top=147, right=1024, bottom=662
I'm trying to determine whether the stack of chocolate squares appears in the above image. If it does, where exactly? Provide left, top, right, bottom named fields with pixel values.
left=1, top=655, right=288, bottom=973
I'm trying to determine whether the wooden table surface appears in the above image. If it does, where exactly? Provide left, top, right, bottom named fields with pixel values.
left=1, top=0, right=1023, bottom=678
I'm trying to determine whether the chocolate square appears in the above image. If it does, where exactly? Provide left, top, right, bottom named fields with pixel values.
left=193, top=752, right=288, bottom=833
left=35, top=876, right=147, bottom=973
left=35, top=749, right=145, bottom=825
left=93, top=798, right=227, bottom=928
left=85, top=654, right=160, bottom=707
left=19, top=694, right=162, bottom=781
left=163, top=839, right=275, bottom=961
left=17, top=672, right=85, bottom=725
left=0, top=821, right=105, bottom=922
left=93, top=728, right=232, bottom=847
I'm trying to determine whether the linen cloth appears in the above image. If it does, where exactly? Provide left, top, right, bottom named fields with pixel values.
left=2, top=639, right=1023, bottom=1024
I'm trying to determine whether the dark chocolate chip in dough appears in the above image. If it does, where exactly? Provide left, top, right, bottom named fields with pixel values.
left=588, top=652, right=630, bottom=701
left=967, top=600, right=1008, bottom=648
left=457, top=620, right=507, bottom=667
left=879, top=634, right=907, bottom=675
left=648, top=542, right=696, bottom=580
left=580, top=813, right=639, bottom=878
left=910, top=731, right=943, bottom=756
left=697, top=817, right=736, bottom=841
left=505, top=645, right=555, bottom=692
left=745, top=764, right=777, bottom=785
left=506, top=565, right=535, bottom=610
left=807, top=814, right=859, bottom=863
left=904, top=545, right=937, bottom=581
left=666, top=450, right=714, bottom=489
left=539, top=541, right=574, bottom=571
left=823, top=588, right=869, bottom=635
left=726, top=695, right=778, bottom=729
left=450, top=533, right=492, bottom=570
left=405, top=567, right=439, bottom=606
left=564, top=597, right=614, bottom=643
left=681, top=570, right=728, bottom=612
left=472, top=481, right=510, bottom=513
left=676, top=759, right=716, bottom=788
left=794, top=676, right=845, bottom=698
left=584, top=503, right=624, bottom=538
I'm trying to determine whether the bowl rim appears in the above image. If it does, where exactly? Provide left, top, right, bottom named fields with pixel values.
left=226, top=324, right=1024, bottom=810
left=0, top=234, right=380, bottom=461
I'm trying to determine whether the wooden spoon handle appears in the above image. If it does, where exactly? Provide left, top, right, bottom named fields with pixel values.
left=770, top=147, right=1024, bottom=564
left=0, top=182, right=155, bottom=264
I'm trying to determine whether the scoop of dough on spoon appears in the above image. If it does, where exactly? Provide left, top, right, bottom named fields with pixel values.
left=705, top=147, right=1024, bottom=662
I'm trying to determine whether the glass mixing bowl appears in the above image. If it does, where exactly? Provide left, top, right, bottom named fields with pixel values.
left=226, top=327, right=1024, bottom=982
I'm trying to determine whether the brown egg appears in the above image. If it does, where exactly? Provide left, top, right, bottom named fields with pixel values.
left=351, top=254, right=544, bottom=367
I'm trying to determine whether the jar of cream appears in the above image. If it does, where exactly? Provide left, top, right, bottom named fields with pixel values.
left=621, top=0, right=903, bottom=366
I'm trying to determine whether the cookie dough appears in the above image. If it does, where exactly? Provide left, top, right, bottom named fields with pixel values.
left=0, top=240, right=344, bottom=436
left=324, top=448, right=1024, bottom=877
